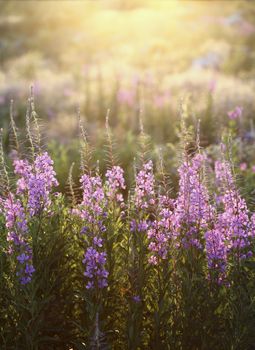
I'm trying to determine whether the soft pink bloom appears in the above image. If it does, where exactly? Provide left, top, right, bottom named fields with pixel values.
left=148, top=255, right=158, bottom=265
left=227, top=106, right=243, bottom=120
left=240, top=162, right=247, bottom=171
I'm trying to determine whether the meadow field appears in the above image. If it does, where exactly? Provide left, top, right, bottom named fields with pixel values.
left=1, top=1, right=255, bottom=349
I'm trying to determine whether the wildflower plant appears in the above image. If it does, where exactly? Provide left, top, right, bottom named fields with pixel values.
left=0, top=97, right=75, bottom=349
left=1, top=96, right=255, bottom=349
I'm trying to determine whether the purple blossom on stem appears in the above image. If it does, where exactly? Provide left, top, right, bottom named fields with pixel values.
left=134, top=161, right=155, bottom=210
left=130, top=160, right=156, bottom=251
left=205, top=225, right=227, bottom=283
left=105, top=165, right=126, bottom=203
left=148, top=195, right=174, bottom=264
left=13, top=152, right=58, bottom=215
left=79, top=174, right=106, bottom=222
left=227, top=106, right=243, bottom=120
left=3, top=194, right=34, bottom=285
left=174, top=154, right=214, bottom=249
left=75, top=172, right=109, bottom=290
left=83, top=247, right=109, bottom=290
left=215, top=160, right=253, bottom=260
left=132, top=295, right=141, bottom=303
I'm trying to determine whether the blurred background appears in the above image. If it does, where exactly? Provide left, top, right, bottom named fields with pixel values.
left=0, top=0, right=255, bottom=194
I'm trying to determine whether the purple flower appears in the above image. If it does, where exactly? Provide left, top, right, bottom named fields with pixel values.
left=132, top=295, right=141, bottom=303
left=105, top=166, right=126, bottom=202
left=2, top=152, right=58, bottom=285
left=13, top=152, right=58, bottom=215
left=134, top=161, right=155, bottom=210
left=17, top=253, right=30, bottom=264
left=215, top=160, right=253, bottom=259
left=173, top=154, right=214, bottom=249
left=75, top=172, right=109, bottom=290
left=147, top=195, right=174, bottom=264
left=3, top=194, right=34, bottom=285
left=227, top=106, right=243, bottom=120
left=93, top=237, right=103, bottom=247
left=79, top=174, right=106, bottom=222
left=83, top=247, right=108, bottom=290
left=205, top=226, right=227, bottom=283
left=130, top=160, right=156, bottom=258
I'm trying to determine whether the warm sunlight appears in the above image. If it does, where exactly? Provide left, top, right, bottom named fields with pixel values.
left=1, top=1, right=255, bottom=349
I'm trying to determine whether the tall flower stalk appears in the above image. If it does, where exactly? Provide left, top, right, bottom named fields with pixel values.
left=3, top=194, right=34, bottom=284
left=77, top=173, right=108, bottom=291
left=174, top=153, right=213, bottom=249
left=215, top=159, right=253, bottom=263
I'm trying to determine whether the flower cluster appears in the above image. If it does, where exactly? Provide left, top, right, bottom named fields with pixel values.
left=76, top=173, right=109, bottom=290
left=105, top=165, right=126, bottom=203
left=1, top=152, right=58, bottom=285
left=130, top=161, right=155, bottom=237
left=215, top=160, right=253, bottom=259
left=203, top=159, right=254, bottom=283
left=174, top=154, right=213, bottom=249
left=3, top=194, right=35, bottom=284
left=4, top=143, right=255, bottom=290
left=83, top=246, right=108, bottom=290
left=14, top=152, right=58, bottom=216
left=205, top=224, right=227, bottom=283
left=148, top=195, right=174, bottom=265
left=134, top=161, right=155, bottom=210
left=227, top=106, right=243, bottom=120
left=79, top=174, right=106, bottom=222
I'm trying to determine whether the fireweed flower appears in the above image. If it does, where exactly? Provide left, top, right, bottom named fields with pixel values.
left=239, top=162, right=247, bottom=171
left=215, top=160, right=253, bottom=260
left=79, top=174, right=106, bottom=222
left=174, top=154, right=213, bottom=249
left=130, top=160, right=155, bottom=240
left=74, top=173, right=109, bottom=290
left=147, top=195, right=174, bottom=265
left=2, top=152, right=58, bottom=285
left=3, top=194, right=35, bottom=285
left=204, top=224, right=227, bottom=283
left=134, top=161, right=155, bottom=211
left=82, top=247, right=109, bottom=290
left=105, top=165, right=126, bottom=203
left=129, top=160, right=156, bottom=305
left=173, top=154, right=228, bottom=282
left=13, top=152, right=58, bottom=215
left=227, top=106, right=243, bottom=120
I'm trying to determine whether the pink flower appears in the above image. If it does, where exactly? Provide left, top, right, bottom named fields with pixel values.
left=227, top=106, right=243, bottom=120
left=148, top=255, right=158, bottom=265
left=240, top=162, right=247, bottom=171
left=252, top=165, right=255, bottom=173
